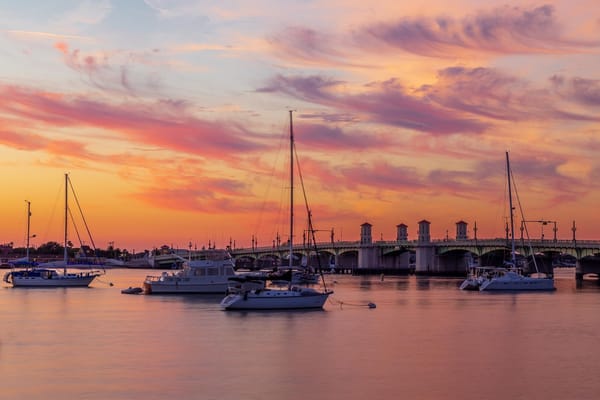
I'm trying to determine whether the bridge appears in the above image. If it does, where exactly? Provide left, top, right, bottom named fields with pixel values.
left=229, top=221, right=600, bottom=280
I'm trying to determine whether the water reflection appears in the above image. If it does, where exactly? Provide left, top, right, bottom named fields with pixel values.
left=359, top=278, right=372, bottom=289
left=415, top=277, right=430, bottom=290
left=3, top=269, right=600, bottom=400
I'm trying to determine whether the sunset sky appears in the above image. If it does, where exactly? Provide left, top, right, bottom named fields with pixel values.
left=1, top=1, right=599, bottom=252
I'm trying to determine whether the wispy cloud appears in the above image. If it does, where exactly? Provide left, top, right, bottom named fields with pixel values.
left=266, top=5, right=600, bottom=67
left=358, top=5, right=600, bottom=57
left=268, top=26, right=368, bottom=68
left=0, top=83, right=266, bottom=160
left=551, top=75, right=600, bottom=106
left=261, top=74, right=487, bottom=135
left=5, top=30, right=91, bottom=41
left=262, top=65, right=600, bottom=136
left=53, top=41, right=166, bottom=96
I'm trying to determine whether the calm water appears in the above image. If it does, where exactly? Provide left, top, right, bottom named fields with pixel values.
left=1, top=268, right=599, bottom=400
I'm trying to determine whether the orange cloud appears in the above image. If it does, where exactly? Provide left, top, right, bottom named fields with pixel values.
left=54, top=41, right=69, bottom=54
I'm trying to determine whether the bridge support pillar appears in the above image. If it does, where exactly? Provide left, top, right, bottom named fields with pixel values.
left=358, top=246, right=378, bottom=269
left=415, top=244, right=436, bottom=274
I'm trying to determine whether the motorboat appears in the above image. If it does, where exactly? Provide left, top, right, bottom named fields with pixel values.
left=143, top=249, right=238, bottom=294
left=121, top=286, right=143, bottom=294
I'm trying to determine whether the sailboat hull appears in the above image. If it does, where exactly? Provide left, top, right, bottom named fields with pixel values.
left=5, top=269, right=101, bottom=287
left=220, top=288, right=332, bottom=310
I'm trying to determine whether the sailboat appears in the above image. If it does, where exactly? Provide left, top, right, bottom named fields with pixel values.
left=220, top=111, right=333, bottom=310
left=478, top=152, right=555, bottom=291
left=3, top=174, right=104, bottom=288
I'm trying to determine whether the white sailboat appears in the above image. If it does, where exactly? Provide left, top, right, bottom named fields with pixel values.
left=478, top=152, right=555, bottom=291
left=3, top=174, right=104, bottom=288
left=220, top=111, right=333, bottom=310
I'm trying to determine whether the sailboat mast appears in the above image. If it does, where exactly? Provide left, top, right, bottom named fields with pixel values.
left=25, top=200, right=31, bottom=262
left=289, top=110, right=294, bottom=270
left=505, top=152, right=516, bottom=266
left=64, top=173, right=68, bottom=274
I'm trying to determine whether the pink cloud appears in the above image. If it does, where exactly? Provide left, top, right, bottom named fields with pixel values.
left=551, top=75, right=600, bottom=106
left=359, top=5, right=600, bottom=57
left=268, top=26, right=367, bottom=67
left=261, top=67, right=600, bottom=137
left=129, top=177, right=255, bottom=213
left=53, top=41, right=162, bottom=96
left=261, top=74, right=487, bottom=135
left=268, top=5, right=600, bottom=65
left=429, top=67, right=600, bottom=122
left=0, top=84, right=266, bottom=159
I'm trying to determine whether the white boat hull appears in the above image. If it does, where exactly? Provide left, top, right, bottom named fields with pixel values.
left=479, top=275, right=555, bottom=291
left=10, top=274, right=98, bottom=287
left=459, top=278, right=481, bottom=291
left=220, top=288, right=332, bottom=310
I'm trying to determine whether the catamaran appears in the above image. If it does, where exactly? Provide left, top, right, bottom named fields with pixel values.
left=478, top=152, right=555, bottom=291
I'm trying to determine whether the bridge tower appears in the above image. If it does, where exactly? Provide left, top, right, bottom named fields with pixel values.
left=418, top=220, right=431, bottom=242
left=456, top=220, right=468, bottom=240
left=360, top=222, right=372, bottom=244
left=396, top=223, right=408, bottom=241
left=416, top=220, right=437, bottom=274
left=358, top=222, right=378, bottom=268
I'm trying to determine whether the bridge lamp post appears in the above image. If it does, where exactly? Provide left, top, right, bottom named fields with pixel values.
left=520, top=220, right=558, bottom=243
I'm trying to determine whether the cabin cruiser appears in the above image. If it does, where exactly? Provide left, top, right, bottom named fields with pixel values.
left=143, top=249, right=238, bottom=294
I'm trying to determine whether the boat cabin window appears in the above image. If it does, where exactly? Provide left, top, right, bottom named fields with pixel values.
left=207, top=267, right=220, bottom=276
left=194, top=269, right=206, bottom=276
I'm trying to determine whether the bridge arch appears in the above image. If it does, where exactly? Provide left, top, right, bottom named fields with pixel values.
left=337, top=249, right=358, bottom=269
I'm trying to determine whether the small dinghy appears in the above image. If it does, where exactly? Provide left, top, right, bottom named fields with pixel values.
left=121, top=286, right=143, bottom=295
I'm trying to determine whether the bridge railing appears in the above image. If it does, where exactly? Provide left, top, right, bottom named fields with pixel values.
left=230, top=238, right=600, bottom=256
